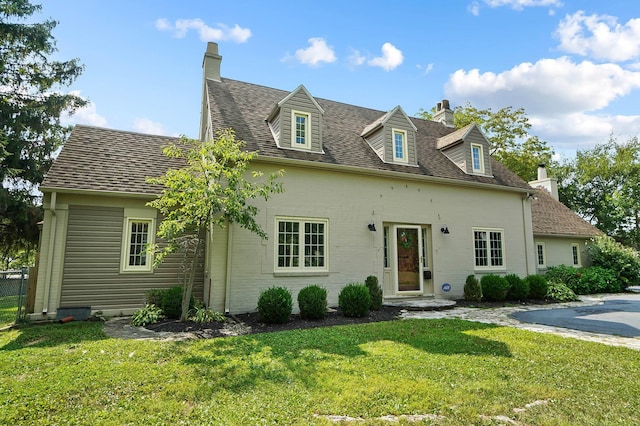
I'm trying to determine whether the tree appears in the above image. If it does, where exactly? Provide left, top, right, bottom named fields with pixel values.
left=419, top=102, right=554, bottom=181
left=146, top=129, right=284, bottom=320
left=1, top=0, right=86, bottom=257
left=557, top=136, right=640, bottom=249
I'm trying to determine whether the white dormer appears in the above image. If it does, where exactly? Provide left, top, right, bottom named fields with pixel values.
left=267, top=85, right=324, bottom=154
left=436, top=123, right=493, bottom=176
left=361, top=106, right=418, bottom=166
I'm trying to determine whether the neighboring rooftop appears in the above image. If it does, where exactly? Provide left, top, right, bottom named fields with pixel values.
left=531, top=188, right=603, bottom=238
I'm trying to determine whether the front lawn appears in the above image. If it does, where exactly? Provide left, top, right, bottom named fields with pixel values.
left=1, top=319, right=638, bottom=425
left=0, top=295, right=19, bottom=329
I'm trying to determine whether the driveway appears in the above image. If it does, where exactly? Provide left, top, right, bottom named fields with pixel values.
left=511, top=293, right=640, bottom=338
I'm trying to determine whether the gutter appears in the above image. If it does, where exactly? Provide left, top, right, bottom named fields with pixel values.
left=42, top=191, right=57, bottom=315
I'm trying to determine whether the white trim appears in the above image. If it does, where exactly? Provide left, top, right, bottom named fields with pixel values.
left=291, top=110, right=311, bottom=150
left=393, top=224, right=423, bottom=294
left=274, top=216, right=329, bottom=273
left=536, top=241, right=546, bottom=268
left=392, top=128, right=408, bottom=163
left=471, top=143, right=485, bottom=174
left=472, top=227, right=506, bottom=271
left=120, top=215, right=156, bottom=273
left=571, top=242, right=581, bottom=266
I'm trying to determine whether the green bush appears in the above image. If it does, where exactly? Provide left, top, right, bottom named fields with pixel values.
left=188, top=302, right=226, bottom=323
left=588, top=235, right=640, bottom=289
left=578, top=266, right=619, bottom=294
left=339, top=283, right=370, bottom=318
left=545, top=265, right=581, bottom=292
left=145, top=286, right=194, bottom=320
left=297, top=285, right=328, bottom=320
left=546, top=282, right=579, bottom=302
left=131, top=304, right=164, bottom=327
left=365, top=275, right=383, bottom=311
left=145, top=289, right=164, bottom=306
left=257, top=286, right=293, bottom=324
left=480, top=275, right=510, bottom=302
left=526, top=275, right=549, bottom=299
left=464, top=275, right=482, bottom=302
left=505, top=274, right=529, bottom=300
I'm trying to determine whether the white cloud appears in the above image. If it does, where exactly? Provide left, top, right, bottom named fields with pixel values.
left=482, top=0, right=563, bottom=10
left=417, top=63, right=434, bottom=75
left=468, top=1, right=480, bottom=16
left=61, top=91, right=107, bottom=127
left=347, top=48, right=366, bottom=69
left=156, top=18, right=251, bottom=43
left=294, top=38, right=336, bottom=66
left=555, top=11, right=640, bottom=62
left=132, top=118, right=170, bottom=136
left=368, top=43, right=403, bottom=71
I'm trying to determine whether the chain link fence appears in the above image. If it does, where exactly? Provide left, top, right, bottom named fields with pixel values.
left=0, top=268, right=28, bottom=328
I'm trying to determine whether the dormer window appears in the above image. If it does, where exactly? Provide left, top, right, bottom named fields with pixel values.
left=292, top=110, right=310, bottom=149
left=392, top=128, right=408, bottom=163
left=471, top=143, right=484, bottom=173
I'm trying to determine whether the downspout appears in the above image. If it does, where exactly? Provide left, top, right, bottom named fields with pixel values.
left=522, top=195, right=531, bottom=275
left=224, top=221, right=233, bottom=313
left=42, top=191, right=57, bottom=314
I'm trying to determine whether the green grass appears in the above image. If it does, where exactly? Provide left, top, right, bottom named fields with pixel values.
left=1, top=319, right=639, bottom=425
left=0, top=295, right=19, bottom=328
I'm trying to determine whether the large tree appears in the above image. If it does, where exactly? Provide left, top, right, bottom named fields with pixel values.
left=557, top=136, right=640, bottom=249
left=419, top=102, right=554, bottom=181
left=146, top=129, right=284, bottom=320
left=1, top=0, right=86, bottom=260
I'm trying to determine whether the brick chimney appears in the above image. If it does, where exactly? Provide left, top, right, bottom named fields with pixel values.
left=433, top=99, right=454, bottom=127
left=528, top=164, right=559, bottom=200
left=203, top=42, right=222, bottom=82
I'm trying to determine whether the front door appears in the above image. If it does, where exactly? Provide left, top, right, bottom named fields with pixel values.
left=395, top=225, right=422, bottom=292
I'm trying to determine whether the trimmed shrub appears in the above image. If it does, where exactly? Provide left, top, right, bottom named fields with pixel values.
left=526, top=274, right=549, bottom=299
left=578, top=266, right=619, bottom=294
left=131, top=304, right=164, bottom=327
left=588, top=235, right=640, bottom=289
left=505, top=274, right=529, bottom=300
left=145, top=286, right=194, bottom=319
left=145, top=289, right=164, bottom=306
left=546, top=281, right=579, bottom=302
left=257, top=286, right=293, bottom=324
left=464, top=275, right=482, bottom=302
left=480, top=274, right=510, bottom=302
left=545, top=265, right=581, bottom=292
left=339, top=283, right=370, bottom=318
left=297, top=285, right=328, bottom=320
left=365, top=275, right=383, bottom=311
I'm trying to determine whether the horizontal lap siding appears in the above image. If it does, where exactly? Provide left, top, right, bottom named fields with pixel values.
left=281, top=91, right=323, bottom=153
left=60, top=205, right=204, bottom=311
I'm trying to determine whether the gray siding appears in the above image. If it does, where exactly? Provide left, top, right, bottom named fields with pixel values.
left=365, top=129, right=385, bottom=160
left=382, top=110, right=417, bottom=166
left=279, top=90, right=323, bottom=153
left=60, top=205, right=204, bottom=311
left=271, top=113, right=281, bottom=141
left=463, top=128, right=492, bottom=176
left=442, top=144, right=466, bottom=170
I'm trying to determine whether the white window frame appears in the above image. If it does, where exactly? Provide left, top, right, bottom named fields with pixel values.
left=473, top=227, right=506, bottom=270
left=392, top=128, right=408, bottom=163
left=291, top=110, right=311, bottom=150
left=275, top=216, right=329, bottom=273
left=571, top=243, right=581, bottom=266
left=120, top=214, right=156, bottom=273
left=536, top=242, right=546, bottom=268
left=471, top=143, right=485, bottom=174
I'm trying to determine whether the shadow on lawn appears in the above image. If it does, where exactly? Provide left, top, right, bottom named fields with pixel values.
left=181, top=319, right=511, bottom=392
left=0, top=321, right=107, bottom=351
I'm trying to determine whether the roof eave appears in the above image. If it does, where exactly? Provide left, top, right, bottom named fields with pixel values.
left=39, top=186, right=159, bottom=199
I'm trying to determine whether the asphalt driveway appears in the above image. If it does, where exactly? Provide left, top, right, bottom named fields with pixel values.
left=511, top=293, right=640, bottom=338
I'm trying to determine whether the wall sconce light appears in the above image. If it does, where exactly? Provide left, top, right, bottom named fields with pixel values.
left=368, top=222, right=377, bottom=232
left=440, top=225, right=450, bottom=234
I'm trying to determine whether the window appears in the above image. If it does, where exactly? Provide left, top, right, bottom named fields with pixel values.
left=572, top=243, right=581, bottom=266
left=121, top=217, right=155, bottom=272
left=473, top=228, right=505, bottom=269
left=383, top=225, right=390, bottom=268
left=392, top=129, right=408, bottom=163
left=421, top=227, right=429, bottom=268
left=276, top=217, right=328, bottom=271
left=536, top=242, right=546, bottom=268
left=291, top=111, right=310, bottom=149
left=471, top=143, right=484, bottom=173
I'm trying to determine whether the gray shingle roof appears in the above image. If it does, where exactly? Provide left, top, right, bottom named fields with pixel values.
left=531, top=188, right=603, bottom=238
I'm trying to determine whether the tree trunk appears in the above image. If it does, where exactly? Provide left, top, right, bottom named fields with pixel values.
left=180, top=225, right=205, bottom=321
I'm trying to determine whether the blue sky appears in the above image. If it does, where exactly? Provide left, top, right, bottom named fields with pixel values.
left=37, top=0, right=640, bottom=158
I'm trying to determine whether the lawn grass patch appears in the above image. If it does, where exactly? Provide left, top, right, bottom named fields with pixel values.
left=1, top=319, right=639, bottom=424
left=0, top=295, right=19, bottom=328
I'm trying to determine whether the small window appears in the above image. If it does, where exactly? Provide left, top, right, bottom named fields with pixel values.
left=421, top=227, right=429, bottom=268
left=291, top=111, right=310, bottom=149
left=571, top=243, right=581, bottom=266
left=121, top=217, right=155, bottom=272
left=392, top=129, right=408, bottom=163
left=276, top=217, right=328, bottom=271
left=471, top=143, right=484, bottom=173
left=536, top=242, right=546, bottom=268
left=474, top=228, right=505, bottom=269
left=383, top=225, right=390, bottom=268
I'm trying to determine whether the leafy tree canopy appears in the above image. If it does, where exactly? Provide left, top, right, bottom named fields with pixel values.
left=1, top=0, right=86, bottom=256
left=146, top=129, right=284, bottom=320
